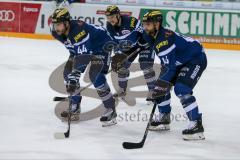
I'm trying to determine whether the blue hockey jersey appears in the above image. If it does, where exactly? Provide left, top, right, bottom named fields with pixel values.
left=142, top=27, right=206, bottom=82
left=52, top=20, right=113, bottom=56
left=106, top=15, right=143, bottom=50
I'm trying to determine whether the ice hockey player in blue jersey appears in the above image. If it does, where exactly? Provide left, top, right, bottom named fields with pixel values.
left=51, top=8, right=117, bottom=127
left=141, top=10, right=207, bottom=140
left=105, top=6, right=156, bottom=102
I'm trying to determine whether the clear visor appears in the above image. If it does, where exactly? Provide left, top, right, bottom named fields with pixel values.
left=50, top=22, right=63, bottom=31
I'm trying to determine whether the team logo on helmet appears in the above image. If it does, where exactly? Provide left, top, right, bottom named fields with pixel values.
left=105, top=5, right=120, bottom=16
left=142, top=10, right=163, bottom=23
left=51, top=8, right=70, bottom=23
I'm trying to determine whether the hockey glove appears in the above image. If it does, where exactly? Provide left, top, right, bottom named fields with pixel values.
left=111, top=53, right=128, bottom=72
left=66, top=70, right=81, bottom=94
left=151, top=79, right=172, bottom=101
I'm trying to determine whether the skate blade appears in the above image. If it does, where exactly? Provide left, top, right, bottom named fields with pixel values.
left=102, top=118, right=117, bottom=127
left=54, top=132, right=66, bottom=139
left=183, top=132, right=205, bottom=141
left=148, top=124, right=170, bottom=131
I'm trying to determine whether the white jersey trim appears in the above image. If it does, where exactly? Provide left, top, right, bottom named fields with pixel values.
left=158, top=44, right=176, bottom=57
left=114, top=32, right=132, bottom=40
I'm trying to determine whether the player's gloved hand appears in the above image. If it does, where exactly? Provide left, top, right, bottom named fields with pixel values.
left=150, top=79, right=172, bottom=102
left=66, top=71, right=81, bottom=94
left=111, top=53, right=128, bottom=72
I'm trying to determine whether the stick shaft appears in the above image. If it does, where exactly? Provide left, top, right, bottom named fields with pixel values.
left=141, top=102, right=157, bottom=144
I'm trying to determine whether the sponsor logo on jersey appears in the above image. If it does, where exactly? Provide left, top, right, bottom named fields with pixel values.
left=130, top=17, right=136, bottom=28
left=156, top=40, right=168, bottom=51
left=0, top=10, right=15, bottom=22
left=74, top=30, right=86, bottom=42
left=139, top=54, right=148, bottom=58
left=191, top=65, right=201, bottom=79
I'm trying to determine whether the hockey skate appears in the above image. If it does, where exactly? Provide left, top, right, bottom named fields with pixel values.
left=100, top=108, right=117, bottom=127
left=149, top=112, right=171, bottom=131
left=182, top=118, right=205, bottom=140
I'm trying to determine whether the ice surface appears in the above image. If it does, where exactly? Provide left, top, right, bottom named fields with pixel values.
left=0, top=37, right=240, bottom=159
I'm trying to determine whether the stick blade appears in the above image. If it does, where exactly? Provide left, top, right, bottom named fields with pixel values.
left=53, top=97, right=68, bottom=101
left=122, top=142, right=143, bottom=149
left=54, top=132, right=68, bottom=139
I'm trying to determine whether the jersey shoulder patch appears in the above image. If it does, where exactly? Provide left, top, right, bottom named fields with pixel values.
left=155, top=39, right=169, bottom=52
left=68, top=20, right=88, bottom=43
left=155, top=29, right=175, bottom=53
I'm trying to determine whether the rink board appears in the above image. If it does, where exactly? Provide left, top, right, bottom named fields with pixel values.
left=0, top=1, right=239, bottom=50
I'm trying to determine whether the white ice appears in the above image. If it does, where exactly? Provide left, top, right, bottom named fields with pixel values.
left=0, top=37, right=240, bottom=159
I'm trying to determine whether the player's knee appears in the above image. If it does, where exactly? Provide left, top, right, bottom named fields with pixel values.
left=174, top=83, right=193, bottom=97
left=89, top=72, right=106, bottom=88
left=118, top=67, right=129, bottom=76
left=89, top=71, right=97, bottom=83
left=139, top=62, right=153, bottom=71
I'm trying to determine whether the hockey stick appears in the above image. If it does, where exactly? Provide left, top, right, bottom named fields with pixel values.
left=122, top=101, right=157, bottom=149
left=54, top=94, right=72, bottom=139
left=53, top=97, right=68, bottom=101
left=54, top=47, right=141, bottom=139
left=122, top=80, right=172, bottom=149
